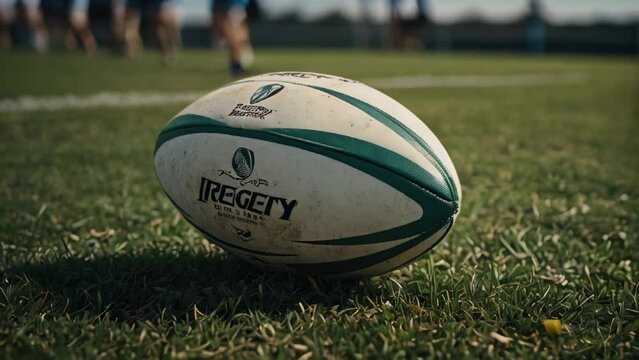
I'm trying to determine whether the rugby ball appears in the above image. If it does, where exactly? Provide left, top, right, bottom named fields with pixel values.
left=154, top=72, right=461, bottom=278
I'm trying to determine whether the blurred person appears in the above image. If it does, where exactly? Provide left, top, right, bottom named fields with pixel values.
left=41, top=0, right=96, bottom=54
left=404, top=0, right=428, bottom=49
left=124, top=0, right=180, bottom=63
left=0, top=0, right=48, bottom=51
left=111, top=0, right=126, bottom=52
left=389, top=0, right=428, bottom=49
left=122, top=0, right=140, bottom=55
left=68, top=0, right=96, bottom=54
left=155, top=0, right=180, bottom=63
left=526, top=0, right=545, bottom=54
left=388, top=0, right=401, bottom=48
left=210, top=0, right=254, bottom=76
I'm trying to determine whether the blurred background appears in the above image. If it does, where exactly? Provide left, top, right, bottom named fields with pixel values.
left=3, top=0, right=639, bottom=55
left=1, top=2, right=638, bottom=358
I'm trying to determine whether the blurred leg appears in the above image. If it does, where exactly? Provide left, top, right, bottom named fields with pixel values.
left=123, top=7, right=141, bottom=56
left=69, top=6, right=96, bottom=55
left=211, top=0, right=253, bottom=76
left=0, top=2, right=15, bottom=49
left=224, top=6, right=247, bottom=64
left=24, top=1, right=49, bottom=52
left=388, top=0, right=400, bottom=48
left=214, top=7, right=248, bottom=75
left=238, top=18, right=253, bottom=67
left=63, top=26, right=76, bottom=51
left=167, top=2, right=180, bottom=48
left=209, top=7, right=224, bottom=48
left=155, top=1, right=179, bottom=63
left=62, top=11, right=77, bottom=51
left=111, top=0, right=126, bottom=52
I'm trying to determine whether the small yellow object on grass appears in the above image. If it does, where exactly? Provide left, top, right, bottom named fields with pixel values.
left=543, top=319, right=562, bottom=335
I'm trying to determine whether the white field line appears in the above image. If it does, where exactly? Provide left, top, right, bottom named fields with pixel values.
left=366, top=72, right=587, bottom=89
left=0, top=72, right=587, bottom=113
left=0, top=91, right=205, bottom=113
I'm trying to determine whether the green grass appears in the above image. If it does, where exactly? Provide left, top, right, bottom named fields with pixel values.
left=0, top=49, right=638, bottom=359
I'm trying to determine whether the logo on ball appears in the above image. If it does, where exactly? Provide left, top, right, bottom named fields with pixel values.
left=232, top=147, right=255, bottom=180
left=250, top=84, right=284, bottom=104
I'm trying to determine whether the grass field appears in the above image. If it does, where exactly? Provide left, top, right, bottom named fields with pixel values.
left=0, top=49, right=637, bottom=359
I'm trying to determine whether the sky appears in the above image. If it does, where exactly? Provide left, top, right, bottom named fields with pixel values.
left=181, top=0, right=639, bottom=26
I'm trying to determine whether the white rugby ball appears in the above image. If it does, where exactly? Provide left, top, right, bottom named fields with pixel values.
left=154, top=72, right=461, bottom=278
